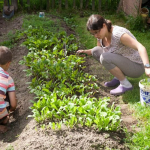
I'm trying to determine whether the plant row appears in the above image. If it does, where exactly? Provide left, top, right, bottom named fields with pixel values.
left=19, top=24, right=121, bottom=131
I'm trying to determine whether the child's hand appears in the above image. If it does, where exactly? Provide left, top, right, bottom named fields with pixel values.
left=9, top=110, right=14, bottom=117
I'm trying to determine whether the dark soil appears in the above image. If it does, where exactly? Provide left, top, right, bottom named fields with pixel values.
left=0, top=13, right=137, bottom=150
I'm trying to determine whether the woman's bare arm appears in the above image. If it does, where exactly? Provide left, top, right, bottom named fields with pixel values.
left=120, top=33, right=150, bottom=77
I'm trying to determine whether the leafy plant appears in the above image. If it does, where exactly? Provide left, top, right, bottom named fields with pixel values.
left=126, top=15, right=147, bottom=32
left=18, top=15, right=121, bottom=132
left=0, top=30, right=19, bottom=48
left=140, top=78, right=150, bottom=86
left=30, top=93, right=121, bottom=131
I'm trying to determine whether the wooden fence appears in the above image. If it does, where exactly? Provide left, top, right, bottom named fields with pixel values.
left=2, top=0, right=120, bottom=12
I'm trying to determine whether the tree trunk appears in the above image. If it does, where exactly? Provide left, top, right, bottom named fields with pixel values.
left=11, top=0, right=18, bottom=11
left=117, top=0, right=141, bottom=17
left=80, top=0, right=83, bottom=9
left=92, top=0, right=95, bottom=10
left=98, top=0, right=101, bottom=12
left=73, top=0, right=76, bottom=9
left=117, top=0, right=123, bottom=13
left=65, top=0, right=68, bottom=9
left=85, top=0, right=89, bottom=9
left=59, top=0, right=62, bottom=11
left=46, top=0, right=50, bottom=11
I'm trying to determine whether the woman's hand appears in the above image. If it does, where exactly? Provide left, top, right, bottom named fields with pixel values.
left=145, top=68, right=150, bottom=77
left=76, top=50, right=87, bottom=57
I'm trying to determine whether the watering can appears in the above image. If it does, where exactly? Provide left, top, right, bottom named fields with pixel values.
left=3, top=0, right=14, bottom=19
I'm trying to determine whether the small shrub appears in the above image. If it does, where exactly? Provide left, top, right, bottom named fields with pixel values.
left=126, top=15, right=147, bottom=32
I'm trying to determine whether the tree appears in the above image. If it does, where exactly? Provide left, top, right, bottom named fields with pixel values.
left=117, top=0, right=141, bottom=16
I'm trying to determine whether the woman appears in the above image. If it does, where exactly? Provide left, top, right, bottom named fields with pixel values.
left=77, top=14, right=150, bottom=95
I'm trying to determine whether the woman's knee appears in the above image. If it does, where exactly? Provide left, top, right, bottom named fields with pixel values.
left=92, top=46, right=103, bottom=53
left=100, top=53, right=110, bottom=64
left=92, top=46, right=103, bottom=62
left=100, top=53, right=116, bottom=70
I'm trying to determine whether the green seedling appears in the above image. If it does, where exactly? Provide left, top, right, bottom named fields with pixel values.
left=19, top=24, right=121, bottom=132
left=79, top=53, right=88, bottom=56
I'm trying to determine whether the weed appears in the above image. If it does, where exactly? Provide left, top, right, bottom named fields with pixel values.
left=129, top=124, right=150, bottom=149
left=0, top=31, right=18, bottom=48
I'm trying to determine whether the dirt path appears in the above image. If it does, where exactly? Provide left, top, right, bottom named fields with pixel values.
left=0, top=13, right=137, bottom=150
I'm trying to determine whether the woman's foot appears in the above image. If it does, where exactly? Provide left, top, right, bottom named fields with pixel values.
left=110, top=84, right=133, bottom=95
left=104, top=78, right=120, bottom=87
left=0, top=125, right=8, bottom=133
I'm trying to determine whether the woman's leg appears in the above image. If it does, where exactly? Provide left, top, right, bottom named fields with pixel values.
left=100, top=53, right=144, bottom=78
left=91, top=46, right=103, bottom=62
left=100, top=53, right=144, bottom=95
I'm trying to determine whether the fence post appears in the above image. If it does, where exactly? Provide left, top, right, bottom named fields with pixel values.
left=92, top=0, right=95, bottom=10
left=11, top=0, right=18, bottom=11
left=19, top=0, right=23, bottom=8
left=73, top=0, right=76, bottom=9
left=40, top=0, right=42, bottom=10
left=85, top=0, right=89, bottom=9
left=65, top=0, right=68, bottom=9
left=47, top=0, right=50, bottom=11
left=80, top=0, right=83, bottom=9
left=105, top=0, right=108, bottom=10
left=4, top=0, right=7, bottom=6
left=98, top=0, right=101, bottom=12
left=52, top=0, right=55, bottom=9
left=59, top=0, right=62, bottom=11
left=27, top=0, right=30, bottom=11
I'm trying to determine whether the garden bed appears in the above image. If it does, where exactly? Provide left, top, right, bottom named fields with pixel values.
left=0, top=13, right=138, bottom=150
